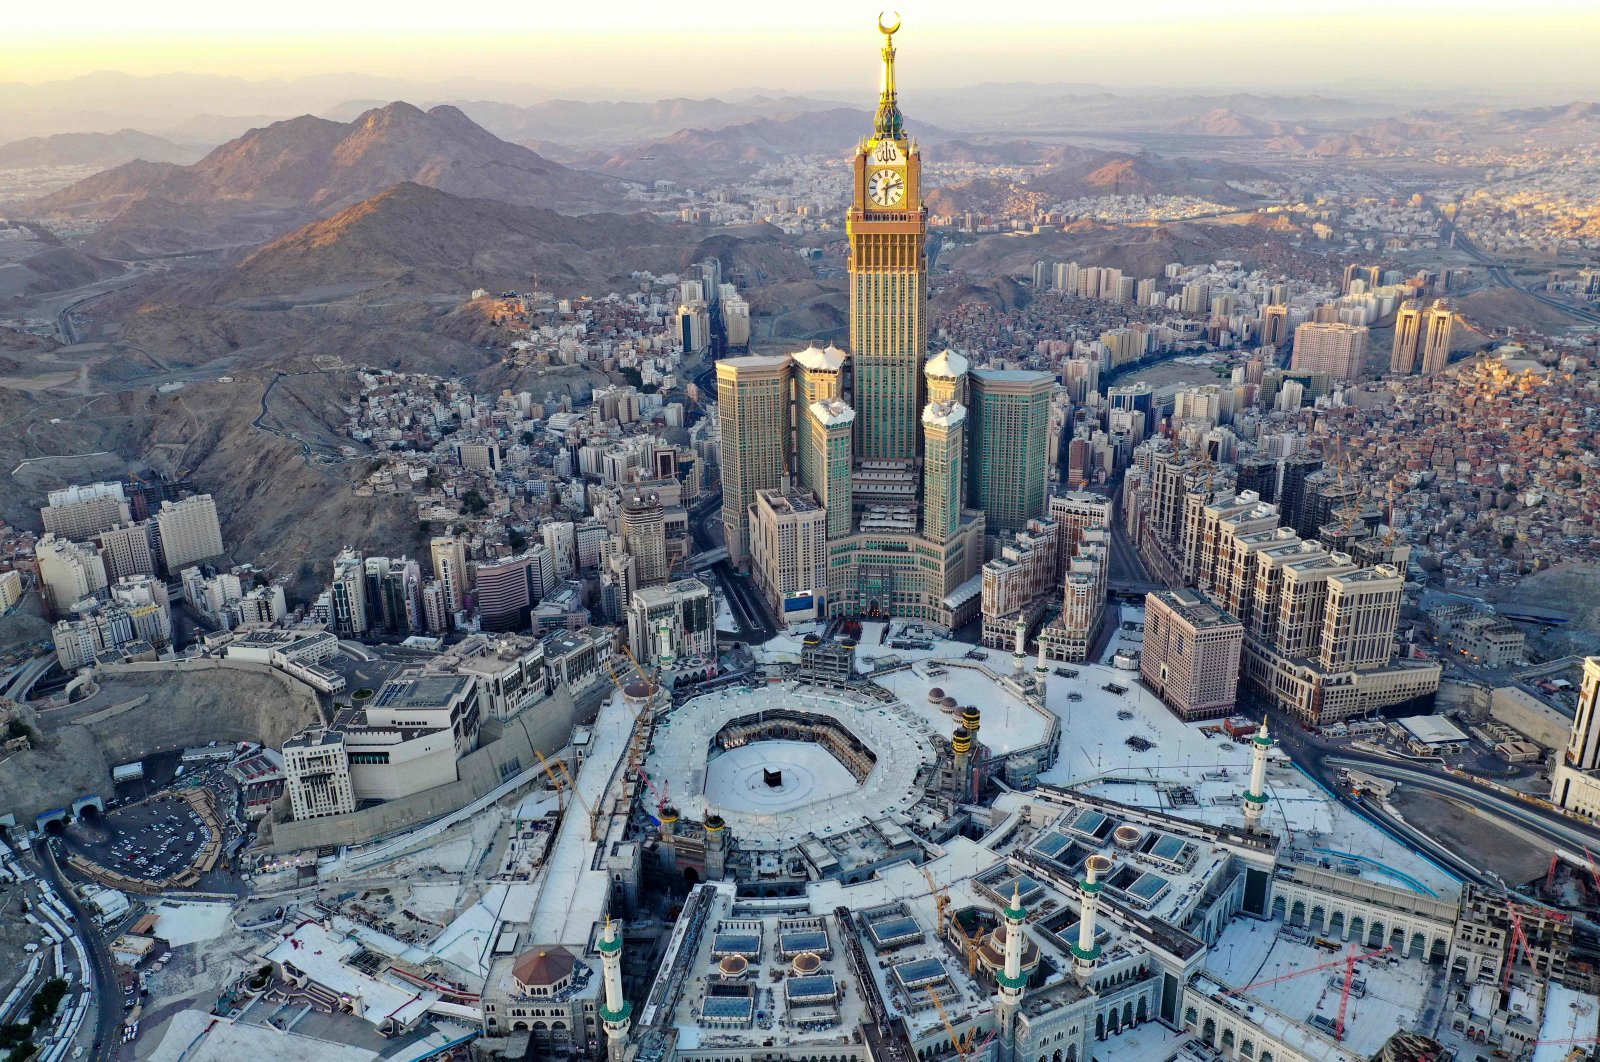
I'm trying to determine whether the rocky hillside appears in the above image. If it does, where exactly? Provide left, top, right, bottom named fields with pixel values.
left=208, top=182, right=807, bottom=299
left=28, top=102, right=627, bottom=241
left=0, top=128, right=203, bottom=169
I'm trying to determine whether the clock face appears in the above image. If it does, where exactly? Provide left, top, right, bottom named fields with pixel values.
left=867, top=167, right=906, bottom=208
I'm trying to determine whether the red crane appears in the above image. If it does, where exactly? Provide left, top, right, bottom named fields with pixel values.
left=1224, top=943, right=1391, bottom=1042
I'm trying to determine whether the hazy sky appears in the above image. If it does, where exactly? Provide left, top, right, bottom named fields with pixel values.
left=6, top=0, right=1600, bottom=94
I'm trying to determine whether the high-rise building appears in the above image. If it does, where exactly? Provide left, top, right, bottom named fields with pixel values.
left=421, top=580, right=450, bottom=634
left=1554, top=659, right=1600, bottom=817
left=0, top=570, right=23, bottom=612
left=36, top=534, right=108, bottom=617
left=723, top=293, right=751, bottom=349
left=1259, top=304, right=1289, bottom=349
left=1290, top=322, right=1368, bottom=381
left=1141, top=589, right=1244, bottom=720
left=155, top=495, right=224, bottom=574
left=41, top=482, right=132, bottom=541
left=848, top=25, right=926, bottom=465
left=330, top=547, right=369, bottom=637
left=791, top=344, right=847, bottom=406
left=1420, top=299, right=1454, bottom=374
left=969, top=369, right=1051, bottom=535
left=283, top=728, right=357, bottom=820
left=543, top=521, right=577, bottom=577
left=620, top=491, right=669, bottom=589
left=750, top=488, right=828, bottom=625
left=1391, top=299, right=1424, bottom=374
left=474, top=554, right=536, bottom=633
left=801, top=400, right=855, bottom=539
left=717, top=354, right=793, bottom=568
left=921, top=401, right=966, bottom=543
left=97, top=521, right=154, bottom=582
left=430, top=536, right=470, bottom=614
left=626, top=579, right=716, bottom=662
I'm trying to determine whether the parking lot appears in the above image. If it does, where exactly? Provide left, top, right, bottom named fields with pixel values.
left=63, top=794, right=212, bottom=884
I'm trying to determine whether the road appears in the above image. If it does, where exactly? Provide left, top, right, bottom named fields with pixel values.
left=34, top=839, right=122, bottom=1062
left=688, top=491, right=777, bottom=643
left=1444, top=222, right=1600, bottom=326
left=1274, top=718, right=1600, bottom=895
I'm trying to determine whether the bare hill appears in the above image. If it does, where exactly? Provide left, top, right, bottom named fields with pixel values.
left=209, top=182, right=807, bottom=299
left=29, top=102, right=625, bottom=231
left=940, top=220, right=1247, bottom=280
left=0, top=128, right=203, bottom=168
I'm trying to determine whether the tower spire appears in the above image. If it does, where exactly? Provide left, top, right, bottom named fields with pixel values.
left=874, top=13, right=904, bottom=140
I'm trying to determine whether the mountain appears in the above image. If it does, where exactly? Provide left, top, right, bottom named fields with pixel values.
left=431, top=95, right=849, bottom=148
left=1029, top=151, right=1261, bottom=200
left=1165, top=108, right=1303, bottom=138
left=0, top=129, right=204, bottom=169
left=30, top=102, right=624, bottom=220
left=211, top=182, right=809, bottom=299
left=583, top=108, right=952, bottom=180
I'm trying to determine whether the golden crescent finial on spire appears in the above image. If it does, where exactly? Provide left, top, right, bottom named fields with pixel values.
left=878, top=11, right=901, bottom=36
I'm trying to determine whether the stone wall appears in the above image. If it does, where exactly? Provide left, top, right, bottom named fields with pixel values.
left=1491, top=685, right=1571, bottom=750
left=263, top=682, right=579, bottom=854
left=0, top=658, right=321, bottom=822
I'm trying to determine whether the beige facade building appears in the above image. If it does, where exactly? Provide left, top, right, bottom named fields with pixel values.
left=1420, top=299, right=1455, bottom=375
left=283, top=729, right=357, bottom=820
left=155, top=494, right=224, bottom=573
left=1290, top=322, right=1369, bottom=381
left=717, top=354, right=793, bottom=568
left=430, top=535, right=470, bottom=613
left=1391, top=299, right=1423, bottom=374
left=1553, top=658, right=1600, bottom=819
left=41, top=481, right=131, bottom=541
left=98, top=522, right=155, bottom=582
left=620, top=491, right=668, bottom=589
left=1141, top=589, right=1244, bottom=721
left=750, top=489, right=828, bottom=625
left=36, top=533, right=108, bottom=617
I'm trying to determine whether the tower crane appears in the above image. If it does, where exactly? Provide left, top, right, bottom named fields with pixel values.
left=1224, top=944, right=1392, bottom=1041
left=924, top=986, right=987, bottom=1062
left=921, top=864, right=951, bottom=938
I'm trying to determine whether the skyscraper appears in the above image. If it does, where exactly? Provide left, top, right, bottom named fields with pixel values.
left=801, top=400, right=854, bottom=539
left=921, top=401, right=966, bottom=543
left=430, top=535, right=470, bottom=614
left=620, top=491, right=668, bottom=589
left=969, top=369, right=1052, bottom=535
left=1291, top=322, right=1368, bottom=381
left=155, top=494, right=224, bottom=574
left=1391, top=299, right=1424, bottom=374
left=847, top=21, right=926, bottom=464
left=716, top=354, right=793, bottom=568
left=1420, top=299, right=1454, bottom=374
left=331, top=547, right=369, bottom=637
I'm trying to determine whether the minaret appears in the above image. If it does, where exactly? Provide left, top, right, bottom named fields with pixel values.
left=1034, top=640, right=1048, bottom=675
left=598, top=919, right=632, bottom=1062
left=1073, top=855, right=1110, bottom=983
left=950, top=726, right=973, bottom=801
left=1243, top=719, right=1274, bottom=831
left=1012, top=616, right=1027, bottom=675
left=995, top=884, right=1029, bottom=1062
left=656, top=617, right=676, bottom=669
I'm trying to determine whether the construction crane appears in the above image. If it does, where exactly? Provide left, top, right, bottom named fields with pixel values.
left=1503, top=905, right=1539, bottom=994
left=536, top=749, right=598, bottom=838
left=924, top=986, right=984, bottom=1062
left=534, top=748, right=568, bottom=811
left=921, top=864, right=951, bottom=938
left=1581, top=848, right=1600, bottom=898
left=1226, top=943, right=1392, bottom=1039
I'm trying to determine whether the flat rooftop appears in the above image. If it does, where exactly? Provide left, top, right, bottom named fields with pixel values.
left=374, top=674, right=473, bottom=709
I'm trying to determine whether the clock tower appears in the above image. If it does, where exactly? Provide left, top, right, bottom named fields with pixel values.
left=848, top=15, right=927, bottom=465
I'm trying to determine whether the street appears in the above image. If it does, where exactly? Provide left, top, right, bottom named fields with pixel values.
left=33, top=839, right=123, bottom=1062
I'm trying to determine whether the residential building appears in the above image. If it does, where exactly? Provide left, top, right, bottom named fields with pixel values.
left=716, top=354, right=793, bottom=568
left=155, top=495, right=224, bottom=573
left=750, top=488, right=828, bottom=625
left=1141, top=589, right=1244, bottom=721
